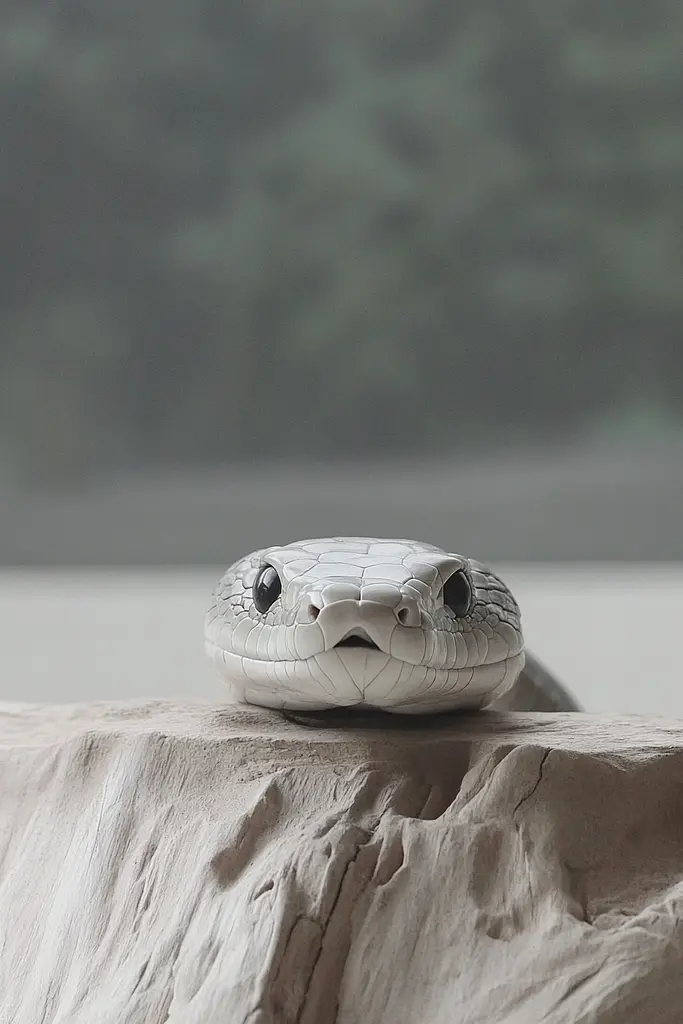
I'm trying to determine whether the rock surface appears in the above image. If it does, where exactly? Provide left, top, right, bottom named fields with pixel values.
left=1, top=701, right=683, bottom=1023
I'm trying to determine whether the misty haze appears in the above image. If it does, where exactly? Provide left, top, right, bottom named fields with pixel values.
left=1, top=2, right=682, bottom=710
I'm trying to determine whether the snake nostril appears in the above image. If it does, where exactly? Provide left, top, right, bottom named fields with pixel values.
left=306, top=602, right=321, bottom=622
left=396, top=601, right=420, bottom=627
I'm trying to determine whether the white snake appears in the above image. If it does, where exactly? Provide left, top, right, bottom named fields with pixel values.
left=205, top=536, right=581, bottom=714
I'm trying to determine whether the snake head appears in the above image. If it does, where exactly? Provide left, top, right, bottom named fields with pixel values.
left=205, top=536, right=524, bottom=713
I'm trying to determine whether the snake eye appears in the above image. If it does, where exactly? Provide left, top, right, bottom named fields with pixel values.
left=252, top=564, right=282, bottom=614
left=442, top=569, right=472, bottom=618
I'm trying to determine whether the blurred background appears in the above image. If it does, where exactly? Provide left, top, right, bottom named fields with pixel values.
left=1, top=1, right=682, bottom=711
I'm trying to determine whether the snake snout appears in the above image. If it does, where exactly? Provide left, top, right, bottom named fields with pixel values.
left=310, top=595, right=421, bottom=653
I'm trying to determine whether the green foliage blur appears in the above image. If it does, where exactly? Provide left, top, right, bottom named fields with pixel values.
left=1, top=0, right=682, bottom=483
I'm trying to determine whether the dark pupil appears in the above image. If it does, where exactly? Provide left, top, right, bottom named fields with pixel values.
left=443, top=570, right=472, bottom=617
left=253, top=565, right=281, bottom=614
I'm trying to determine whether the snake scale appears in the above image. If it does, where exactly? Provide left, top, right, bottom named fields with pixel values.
left=205, top=536, right=581, bottom=715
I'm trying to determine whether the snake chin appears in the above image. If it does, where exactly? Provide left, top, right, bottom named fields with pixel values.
left=206, top=640, right=524, bottom=714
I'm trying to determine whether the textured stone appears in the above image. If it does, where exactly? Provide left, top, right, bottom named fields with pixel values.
left=1, top=702, right=682, bottom=1023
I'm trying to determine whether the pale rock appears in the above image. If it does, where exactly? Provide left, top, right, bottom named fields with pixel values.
left=1, top=701, right=682, bottom=1023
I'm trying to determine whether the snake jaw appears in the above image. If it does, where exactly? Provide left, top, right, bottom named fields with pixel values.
left=205, top=638, right=525, bottom=713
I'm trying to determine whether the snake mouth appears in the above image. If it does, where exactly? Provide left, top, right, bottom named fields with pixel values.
left=333, top=629, right=380, bottom=651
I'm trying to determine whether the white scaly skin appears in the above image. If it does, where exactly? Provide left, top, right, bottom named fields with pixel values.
left=205, top=536, right=532, bottom=714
